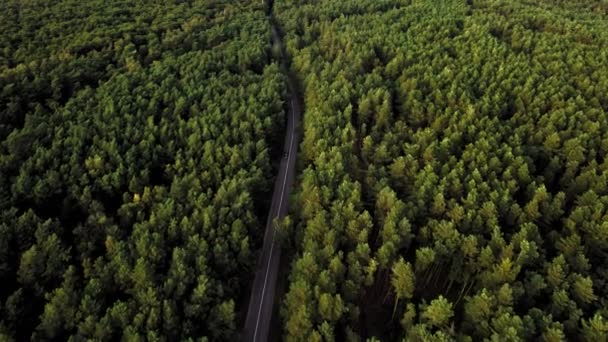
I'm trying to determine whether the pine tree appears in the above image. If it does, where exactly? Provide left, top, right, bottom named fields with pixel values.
left=391, top=258, right=415, bottom=317
left=422, top=296, right=454, bottom=328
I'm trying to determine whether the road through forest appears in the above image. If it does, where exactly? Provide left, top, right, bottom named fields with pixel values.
left=242, top=13, right=302, bottom=342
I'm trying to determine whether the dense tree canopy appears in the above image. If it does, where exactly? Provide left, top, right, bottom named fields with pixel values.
left=275, top=0, right=608, bottom=340
left=0, top=0, right=286, bottom=340
left=3, top=0, right=608, bottom=340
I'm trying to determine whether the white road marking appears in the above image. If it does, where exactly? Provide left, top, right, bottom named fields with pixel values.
left=252, top=99, right=296, bottom=341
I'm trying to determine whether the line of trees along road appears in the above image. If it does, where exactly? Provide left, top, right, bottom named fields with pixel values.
left=0, top=0, right=286, bottom=340
left=274, top=0, right=608, bottom=340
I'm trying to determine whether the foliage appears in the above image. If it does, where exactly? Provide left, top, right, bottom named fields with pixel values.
left=0, top=0, right=285, bottom=340
left=275, top=0, right=608, bottom=340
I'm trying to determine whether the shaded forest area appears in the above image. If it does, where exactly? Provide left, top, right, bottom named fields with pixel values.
left=0, top=0, right=286, bottom=340
left=275, top=0, right=608, bottom=340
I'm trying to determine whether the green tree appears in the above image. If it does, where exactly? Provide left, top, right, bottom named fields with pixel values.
left=422, top=296, right=454, bottom=328
left=391, top=258, right=415, bottom=317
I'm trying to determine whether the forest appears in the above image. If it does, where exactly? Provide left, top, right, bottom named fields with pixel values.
left=274, top=0, right=608, bottom=340
left=0, top=0, right=286, bottom=340
left=2, top=0, right=608, bottom=341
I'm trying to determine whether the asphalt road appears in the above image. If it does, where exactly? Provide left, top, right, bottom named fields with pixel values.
left=242, top=23, right=301, bottom=342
